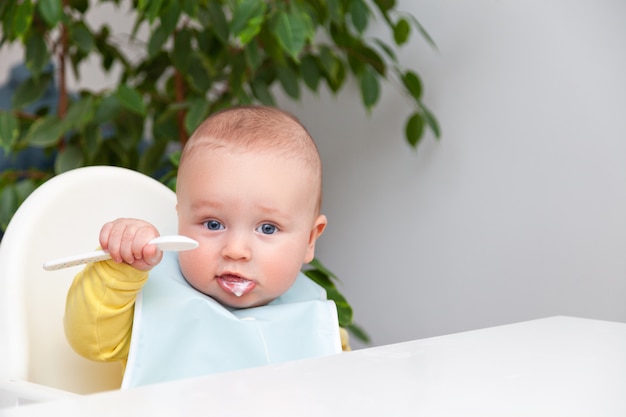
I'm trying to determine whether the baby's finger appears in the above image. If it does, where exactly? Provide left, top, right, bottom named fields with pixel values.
left=142, top=244, right=163, bottom=267
left=130, top=226, right=160, bottom=260
left=99, top=221, right=115, bottom=251
left=105, top=221, right=138, bottom=263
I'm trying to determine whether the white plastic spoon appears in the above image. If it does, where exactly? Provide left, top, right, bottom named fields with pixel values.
left=43, top=235, right=199, bottom=271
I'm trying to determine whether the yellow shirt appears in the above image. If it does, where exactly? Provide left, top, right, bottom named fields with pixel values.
left=64, top=261, right=350, bottom=367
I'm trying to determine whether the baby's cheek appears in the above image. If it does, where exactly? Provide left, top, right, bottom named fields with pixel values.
left=177, top=252, right=197, bottom=279
left=267, top=266, right=300, bottom=296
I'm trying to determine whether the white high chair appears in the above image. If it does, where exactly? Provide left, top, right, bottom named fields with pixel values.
left=0, top=166, right=178, bottom=394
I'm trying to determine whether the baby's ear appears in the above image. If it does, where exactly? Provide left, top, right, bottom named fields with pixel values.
left=304, top=214, right=327, bottom=263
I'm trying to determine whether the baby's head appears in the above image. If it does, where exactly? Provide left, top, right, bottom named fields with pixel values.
left=178, top=105, right=323, bottom=211
left=176, top=106, right=327, bottom=308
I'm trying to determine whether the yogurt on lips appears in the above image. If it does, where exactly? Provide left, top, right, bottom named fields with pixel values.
left=217, top=274, right=256, bottom=297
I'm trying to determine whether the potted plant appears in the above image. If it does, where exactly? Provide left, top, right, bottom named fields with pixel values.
left=0, top=0, right=439, bottom=342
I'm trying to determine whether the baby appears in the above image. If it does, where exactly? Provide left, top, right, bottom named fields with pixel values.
left=64, top=105, right=347, bottom=387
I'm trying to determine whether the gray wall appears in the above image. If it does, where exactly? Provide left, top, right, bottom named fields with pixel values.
left=280, top=0, right=626, bottom=348
left=2, top=0, right=625, bottom=349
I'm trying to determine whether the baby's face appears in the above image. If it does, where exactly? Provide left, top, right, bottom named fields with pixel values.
left=176, top=148, right=326, bottom=308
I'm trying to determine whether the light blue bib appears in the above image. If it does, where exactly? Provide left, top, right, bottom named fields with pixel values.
left=121, top=252, right=342, bottom=388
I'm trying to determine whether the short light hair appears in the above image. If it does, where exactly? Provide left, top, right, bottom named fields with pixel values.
left=178, top=105, right=323, bottom=211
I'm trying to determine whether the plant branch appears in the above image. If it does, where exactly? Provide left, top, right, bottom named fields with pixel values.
left=172, top=20, right=189, bottom=146
left=0, top=169, right=51, bottom=183
left=12, top=111, right=39, bottom=121
left=56, top=0, right=70, bottom=151
left=174, top=69, right=188, bottom=146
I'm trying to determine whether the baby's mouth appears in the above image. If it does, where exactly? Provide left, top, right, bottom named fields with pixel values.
left=217, top=274, right=256, bottom=297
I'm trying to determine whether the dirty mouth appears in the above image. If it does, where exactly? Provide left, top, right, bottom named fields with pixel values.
left=218, top=275, right=255, bottom=297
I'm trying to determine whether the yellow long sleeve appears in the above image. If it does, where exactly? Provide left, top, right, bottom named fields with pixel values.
left=64, top=260, right=148, bottom=363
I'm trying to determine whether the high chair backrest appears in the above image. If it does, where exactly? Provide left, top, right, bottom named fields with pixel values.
left=0, top=166, right=178, bottom=394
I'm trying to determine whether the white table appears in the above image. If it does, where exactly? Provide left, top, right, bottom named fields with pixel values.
left=2, top=316, right=625, bottom=416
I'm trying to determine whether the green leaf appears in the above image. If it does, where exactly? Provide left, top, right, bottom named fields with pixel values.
left=0, top=182, right=35, bottom=229
left=114, top=112, right=144, bottom=149
left=148, top=25, right=168, bottom=58
left=349, top=0, right=369, bottom=33
left=54, top=145, right=84, bottom=174
left=231, top=0, right=266, bottom=45
left=184, top=99, right=209, bottom=134
left=373, top=38, right=397, bottom=63
left=181, top=0, right=198, bottom=17
left=300, top=55, right=321, bottom=91
left=205, top=0, right=229, bottom=44
left=228, top=53, right=247, bottom=97
left=405, top=112, right=424, bottom=147
left=350, top=43, right=386, bottom=76
left=146, top=0, right=165, bottom=24
left=402, top=70, right=422, bottom=100
left=153, top=112, right=179, bottom=142
left=70, top=22, right=95, bottom=54
left=171, top=28, right=192, bottom=71
left=24, top=115, right=64, bottom=148
left=83, top=124, right=102, bottom=161
left=137, top=0, right=149, bottom=12
left=373, top=0, right=396, bottom=13
left=0, top=185, right=18, bottom=231
left=329, top=21, right=352, bottom=48
left=359, top=66, right=379, bottom=110
left=25, top=34, right=50, bottom=77
left=407, top=14, right=438, bottom=50
left=11, top=73, right=52, bottom=109
left=0, top=3, right=17, bottom=40
left=308, top=258, right=340, bottom=281
left=62, top=96, right=95, bottom=132
left=69, top=0, right=88, bottom=13
left=0, top=112, right=19, bottom=153
left=272, top=10, right=312, bottom=61
left=38, top=0, right=63, bottom=26
left=13, top=1, right=34, bottom=40
left=168, top=150, right=181, bottom=168
left=289, top=1, right=316, bottom=41
left=185, top=54, right=213, bottom=92
left=93, top=94, right=121, bottom=124
left=319, top=46, right=346, bottom=91
left=95, top=28, right=122, bottom=71
left=257, top=28, right=286, bottom=65
left=318, top=47, right=334, bottom=75
left=303, top=269, right=334, bottom=289
left=345, top=322, right=370, bottom=343
left=276, top=65, right=300, bottom=99
left=303, top=266, right=353, bottom=327
left=325, top=285, right=353, bottom=327
left=14, top=179, right=37, bottom=205
left=325, top=0, right=342, bottom=24
left=138, top=138, right=168, bottom=175
left=115, top=85, right=146, bottom=116
left=422, top=106, right=441, bottom=138
left=68, top=48, right=86, bottom=82
left=250, top=80, right=276, bottom=106
left=160, top=0, right=181, bottom=35
left=244, top=40, right=262, bottom=70
left=393, top=17, right=410, bottom=45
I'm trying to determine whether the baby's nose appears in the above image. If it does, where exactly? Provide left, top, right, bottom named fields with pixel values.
left=221, top=232, right=251, bottom=261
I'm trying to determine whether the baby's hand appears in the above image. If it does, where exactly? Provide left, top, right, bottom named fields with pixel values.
left=99, top=218, right=162, bottom=271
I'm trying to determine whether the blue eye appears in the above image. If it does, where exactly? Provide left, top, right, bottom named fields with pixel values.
left=257, top=223, right=277, bottom=235
left=204, top=220, right=224, bottom=231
